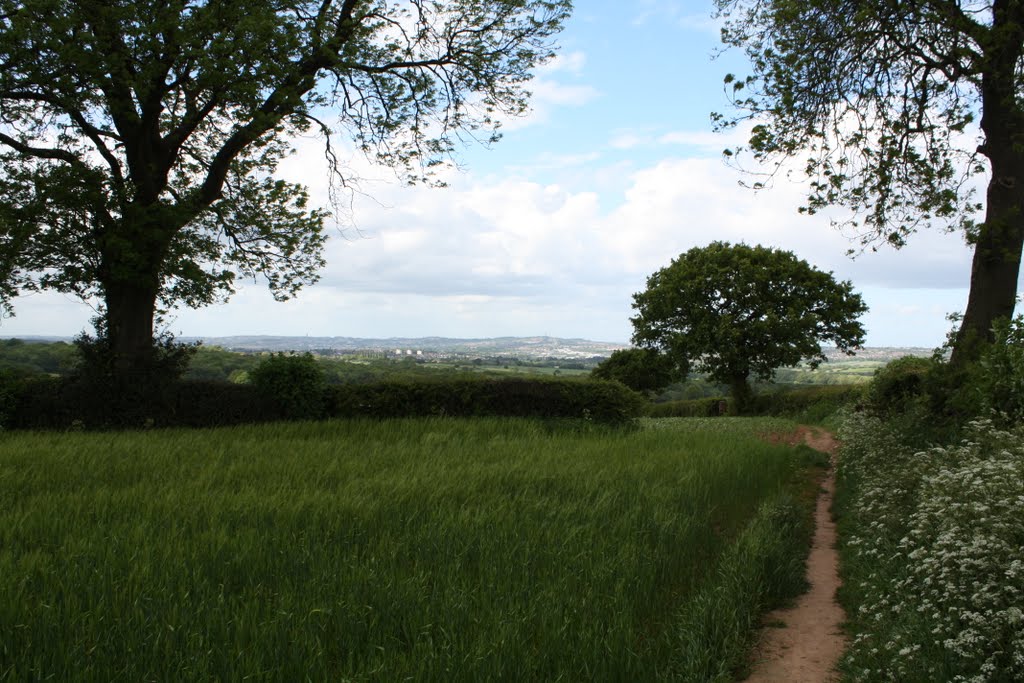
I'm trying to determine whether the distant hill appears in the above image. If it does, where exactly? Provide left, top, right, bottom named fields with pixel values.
left=181, top=335, right=631, bottom=359
left=821, top=346, right=934, bottom=362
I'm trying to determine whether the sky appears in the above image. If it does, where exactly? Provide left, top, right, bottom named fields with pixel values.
left=1, top=0, right=1008, bottom=348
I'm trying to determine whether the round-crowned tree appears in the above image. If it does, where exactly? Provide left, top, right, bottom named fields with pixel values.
left=631, top=242, right=867, bottom=413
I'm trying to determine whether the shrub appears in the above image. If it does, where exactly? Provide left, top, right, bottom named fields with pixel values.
left=867, top=318, right=1024, bottom=442
left=970, top=315, right=1024, bottom=426
left=249, top=353, right=326, bottom=420
left=0, top=366, right=50, bottom=426
left=9, top=378, right=278, bottom=430
left=865, top=355, right=933, bottom=415
left=65, top=326, right=199, bottom=428
left=5, top=374, right=643, bottom=430
left=164, top=380, right=277, bottom=427
left=590, top=348, right=681, bottom=393
left=647, top=385, right=861, bottom=421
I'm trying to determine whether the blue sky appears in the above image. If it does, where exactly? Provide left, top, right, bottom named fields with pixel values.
left=1, top=0, right=998, bottom=348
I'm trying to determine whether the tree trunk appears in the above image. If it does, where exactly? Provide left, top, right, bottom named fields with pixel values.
left=730, top=375, right=753, bottom=415
left=951, top=81, right=1024, bottom=364
left=104, top=281, right=159, bottom=379
left=94, top=204, right=179, bottom=381
left=952, top=210, right=1024, bottom=365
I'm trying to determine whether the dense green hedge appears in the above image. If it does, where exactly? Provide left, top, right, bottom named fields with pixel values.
left=6, top=377, right=277, bottom=430
left=647, top=397, right=727, bottom=418
left=4, top=375, right=644, bottom=430
left=647, top=385, right=862, bottom=421
left=754, top=385, right=863, bottom=421
left=327, top=377, right=643, bottom=423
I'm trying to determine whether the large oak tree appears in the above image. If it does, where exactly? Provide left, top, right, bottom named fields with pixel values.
left=0, top=0, right=570, bottom=377
left=631, top=242, right=866, bottom=413
left=715, top=0, right=1024, bottom=363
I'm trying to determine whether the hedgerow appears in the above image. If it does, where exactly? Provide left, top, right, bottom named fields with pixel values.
left=326, top=377, right=644, bottom=424
left=647, top=384, right=861, bottom=422
left=6, top=376, right=643, bottom=429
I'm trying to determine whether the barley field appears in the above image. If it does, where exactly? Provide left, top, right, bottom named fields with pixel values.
left=0, top=417, right=818, bottom=681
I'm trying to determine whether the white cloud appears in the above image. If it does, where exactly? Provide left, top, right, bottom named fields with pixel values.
left=538, top=50, right=588, bottom=75
left=658, top=124, right=752, bottom=151
left=631, top=0, right=681, bottom=26
left=600, top=156, right=974, bottom=289
left=609, top=131, right=652, bottom=150
left=0, top=291, right=95, bottom=338
left=0, top=140, right=992, bottom=349
left=497, top=79, right=599, bottom=131
left=499, top=51, right=600, bottom=131
left=510, top=151, right=602, bottom=171
left=527, top=79, right=600, bottom=108
left=676, top=13, right=720, bottom=34
left=602, top=126, right=751, bottom=154
left=630, top=1, right=719, bottom=33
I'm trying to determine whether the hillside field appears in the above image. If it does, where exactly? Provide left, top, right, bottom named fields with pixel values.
left=1, top=417, right=822, bottom=681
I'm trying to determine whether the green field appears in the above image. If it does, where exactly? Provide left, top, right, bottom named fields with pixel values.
left=1, top=417, right=820, bottom=681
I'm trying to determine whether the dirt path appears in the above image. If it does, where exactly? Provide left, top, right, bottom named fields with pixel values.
left=744, top=427, right=846, bottom=683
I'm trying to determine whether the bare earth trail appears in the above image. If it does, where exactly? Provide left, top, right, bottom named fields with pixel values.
left=744, top=426, right=847, bottom=683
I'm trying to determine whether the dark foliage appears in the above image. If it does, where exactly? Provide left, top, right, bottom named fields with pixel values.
left=590, top=348, right=681, bottom=393
left=8, top=376, right=644, bottom=430
left=861, top=317, right=1024, bottom=444
left=864, top=356, right=933, bottom=415
left=249, top=353, right=326, bottom=420
left=49, top=325, right=200, bottom=428
left=8, top=377, right=278, bottom=430
left=647, top=397, right=728, bottom=418
left=752, top=385, right=863, bottom=422
left=327, top=377, right=645, bottom=424
left=647, top=384, right=862, bottom=421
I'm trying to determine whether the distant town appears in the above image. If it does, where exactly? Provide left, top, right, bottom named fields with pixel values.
left=4, top=333, right=934, bottom=365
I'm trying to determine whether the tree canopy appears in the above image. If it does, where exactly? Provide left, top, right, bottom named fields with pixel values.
left=631, top=242, right=867, bottom=412
left=590, top=348, right=681, bottom=394
left=714, top=0, right=1024, bottom=362
left=0, top=0, right=571, bottom=376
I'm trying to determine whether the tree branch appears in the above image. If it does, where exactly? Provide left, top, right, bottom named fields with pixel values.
left=194, top=0, right=361, bottom=207
left=0, top=132, right=82, bottom=165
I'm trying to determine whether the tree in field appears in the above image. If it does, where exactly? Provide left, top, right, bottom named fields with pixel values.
left=590, top=347, right=681, bottom=394
left=0, top=0, right=571, bottom=378
left=631, top=242, right=867, bottom=413
left=714, top=0, right=1024, bottom=364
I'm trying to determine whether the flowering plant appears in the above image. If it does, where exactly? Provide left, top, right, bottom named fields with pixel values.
left=838, top=412, right=1024, bottom=682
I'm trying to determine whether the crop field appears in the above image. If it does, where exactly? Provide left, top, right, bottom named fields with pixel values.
left=0, top=417, right=820, bottom=681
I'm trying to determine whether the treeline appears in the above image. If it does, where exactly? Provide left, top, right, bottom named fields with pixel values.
left=0, top=339, right=78, bottom=376
left=0, top=338, right=872, bottom=430
left=0, top=340, right=595, bottom=385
